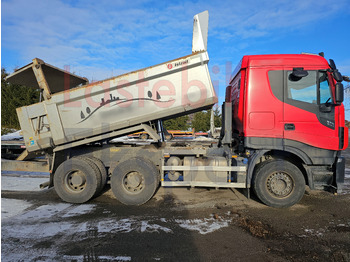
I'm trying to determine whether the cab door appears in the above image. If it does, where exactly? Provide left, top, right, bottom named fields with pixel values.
left=283, top=69, right=339, bottom=151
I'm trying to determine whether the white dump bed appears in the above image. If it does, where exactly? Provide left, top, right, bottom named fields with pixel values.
left=8, top=11, right=217, bottom=153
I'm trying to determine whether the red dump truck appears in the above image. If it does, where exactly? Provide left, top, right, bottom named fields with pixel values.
left=3, top=11, right=348, bottom=208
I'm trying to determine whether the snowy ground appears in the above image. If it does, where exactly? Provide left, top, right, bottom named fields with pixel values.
left=1, top=130, right=22, bottom=141
left=2, top=170, right=350, bottom=261
left=1, top=173, right=233, bottom=261
left=2, top=145, right=350, bottom=261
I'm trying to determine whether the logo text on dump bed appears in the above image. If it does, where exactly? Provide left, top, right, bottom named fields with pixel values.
left=167, top=59, right=189, bottom=69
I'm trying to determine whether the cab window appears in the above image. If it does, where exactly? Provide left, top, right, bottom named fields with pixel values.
left=319, top=71, right=332, bottom=104
left=287, top=71, right=317, bottom=104
left=287, top=71, right=332, bottom=105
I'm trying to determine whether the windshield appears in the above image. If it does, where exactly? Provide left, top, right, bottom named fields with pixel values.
left=319, top=71, right=332, bottom=104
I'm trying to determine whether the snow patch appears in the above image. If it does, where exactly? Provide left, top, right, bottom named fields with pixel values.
left=19, top=203, right=72, bottom=220
left=3, top=221, right=76, bottom=238
left=1, top=198, right=32, bottom=220
left=140, top=220, right=172, bottom=233
left=175, top=217, right=231, bottom=235
left=62, top=204, right=96, bottom=218
left=1, top=130, right=22, bottom=140
left=98, top=218, right=134, bottom=233
left=98, top=218, right=172, bottom=234
left=345, top=168, right=350, bottom=179
left=1, top=175, right=49, bottom=191
left=64, top=255, right=131, bottom=261
left=303, top=228, right=325, bottom=237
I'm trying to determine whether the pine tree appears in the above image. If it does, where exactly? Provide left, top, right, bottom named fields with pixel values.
left=164, top=115, right=189, bottom=130
left=1, top=67, right=40, bottom=129
left=191, top=108, right=222, bottom=132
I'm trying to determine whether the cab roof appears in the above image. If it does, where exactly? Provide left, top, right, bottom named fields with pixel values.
left=241, top=54, right=329, bottom=68
left=230, top=54, right=330, bottom=82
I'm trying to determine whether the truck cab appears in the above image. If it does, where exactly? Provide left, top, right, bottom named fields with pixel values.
left=226, top=54, right=348, bottom=194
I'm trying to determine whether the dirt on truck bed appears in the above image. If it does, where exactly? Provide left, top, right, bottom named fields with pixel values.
left=2, top=147, right=350, bottom=262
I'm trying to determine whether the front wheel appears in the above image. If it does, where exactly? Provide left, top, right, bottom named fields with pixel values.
left=252, top=159, right=306, bottom=208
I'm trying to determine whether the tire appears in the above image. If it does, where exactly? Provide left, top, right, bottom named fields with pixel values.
left=111, top=158, right=160, bottom=205
left=74, top=156, right=103, bottom=196
left=252, top=159, right=306, bottom=208
left=140, top=133, right=149, bottom=140
left=54, top=158, right=101, bottom=203
left=87, top=156, right=108, bottom=191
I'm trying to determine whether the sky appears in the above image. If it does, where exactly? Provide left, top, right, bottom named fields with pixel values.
left=1, top=0, right=350, bottom=118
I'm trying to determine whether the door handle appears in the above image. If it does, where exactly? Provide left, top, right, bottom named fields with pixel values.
left=285, top=123, right=295, bottom=131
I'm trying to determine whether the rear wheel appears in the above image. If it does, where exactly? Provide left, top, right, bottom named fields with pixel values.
left=139, top=133, right=149, bottom=140
left=252, top=159, right=305, bottom=208
left=111, top=158, right=159, bottom=205
left=54, top=158, right=101, bottom=203
left=87, top=156, right=108, bottom=191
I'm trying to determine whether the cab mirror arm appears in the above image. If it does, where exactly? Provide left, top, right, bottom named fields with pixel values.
left=319, top=104, right=332, bottom=113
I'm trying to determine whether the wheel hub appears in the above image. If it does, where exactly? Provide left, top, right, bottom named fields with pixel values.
left=67, top=170, right=86, bottom=191
left=123, top=171, right=144, bottom=193
left=267, top=172, right=293, bottom=197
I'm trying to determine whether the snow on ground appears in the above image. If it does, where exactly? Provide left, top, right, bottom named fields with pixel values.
left=1, top=173, right=233, bottom=261
left=1, top=130, right=23, bottom=140
left=63, top=255, right=132, bottom=261
left=3, top=167, right=349, bottom=261
left=346, top=168, right=350, bottom=179
left=175, top=217, right=230, bottom=234
left=2, top=174, right=49, bottom=191
left=342, top=168, right=350, bottom=195
left=1, top=198, right=32, bottom=220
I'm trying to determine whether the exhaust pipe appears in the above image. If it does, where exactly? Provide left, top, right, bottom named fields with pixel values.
left=40, top=181, right=50, bottom=189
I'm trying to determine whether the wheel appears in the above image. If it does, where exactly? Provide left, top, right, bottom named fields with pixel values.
left=252, top=159, right=306, bottom=208
left=87, top=156, right=108, bottom=191
left=139, top=133, right=149, bottom=140
left=54, top=158, right=101, bottom=203
left=111, top=158, right=159, bottom=205
left=74, top=156, right=104, bottom=196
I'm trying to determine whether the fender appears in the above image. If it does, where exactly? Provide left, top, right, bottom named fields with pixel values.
left=283, top=146, right=312, bottom=165
left=246, top=147, right=313, bottom=188
left=246, top=150, right=268, bottom=188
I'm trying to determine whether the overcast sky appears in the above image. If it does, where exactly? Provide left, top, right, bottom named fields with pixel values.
left=2, top=0, right=350, bottom=117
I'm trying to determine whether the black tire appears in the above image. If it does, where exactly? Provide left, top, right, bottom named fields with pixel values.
left=87, top=156, right=108, bottom=191
left=74, top=156, right=103, bottom=196
left=54, top=158, right=101, bottom=203
left=252, top=159, right=306, bottom=208
left=111, top=158, right=159, bottom=205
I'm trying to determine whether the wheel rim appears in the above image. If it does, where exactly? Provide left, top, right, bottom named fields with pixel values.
left=140, top=134, right=148, bottom=140
left=266, top=172, right=294, bottom=198
left=65, top=170, right=86, bottom=192
left=123, top=171, right=145, bottom=193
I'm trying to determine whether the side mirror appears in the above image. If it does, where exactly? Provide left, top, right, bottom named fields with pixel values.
left=335, top=82, right=344, bottom=104
left=329, top=59, right=337, bottom=70
left=333, top=69, right=343, bottom=82
left=292, top=67, right=308, bottom=78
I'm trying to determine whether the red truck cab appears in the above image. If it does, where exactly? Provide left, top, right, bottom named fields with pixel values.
left=226, top=54, right=348, bottom=195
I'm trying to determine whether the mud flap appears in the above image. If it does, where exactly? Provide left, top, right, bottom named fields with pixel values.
left=335, top=157, right=345, bottom=193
